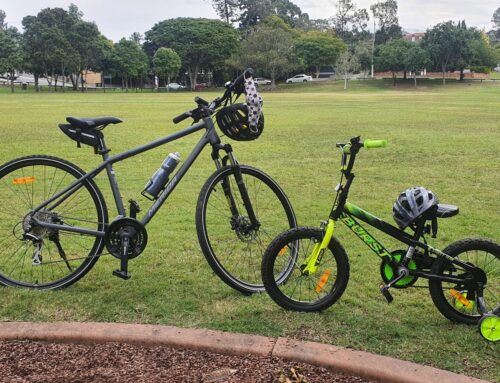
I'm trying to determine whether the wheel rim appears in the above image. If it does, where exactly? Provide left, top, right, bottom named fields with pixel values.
left=273, top=235, right=340, bottom=305
left=479, top=315, right=500, bottom=342
left=202, top=169, right=295, bottom=289
left=0, top=160, right=103, bottom=287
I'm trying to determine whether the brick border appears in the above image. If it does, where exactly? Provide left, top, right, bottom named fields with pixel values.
left=0, top=322, right=490, bottom=383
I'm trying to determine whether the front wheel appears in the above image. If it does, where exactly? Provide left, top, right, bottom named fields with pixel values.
left=429, top=238, right=500, bottom=324
left=196, top=165, right=296, bottom=295
left=262, top=227, right=350, bottom=311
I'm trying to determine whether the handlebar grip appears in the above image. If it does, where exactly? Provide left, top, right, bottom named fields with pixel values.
left=364, top=139, right=387, bottom=149
left=173, top=112, right=190, bottom=124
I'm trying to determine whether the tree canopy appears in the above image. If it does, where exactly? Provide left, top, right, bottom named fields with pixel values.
left=145, top=18, right=239, bottom=89
left=153, top=47, right=182, bottom=87
left=295, top=31, right=346, bottom=77
left=370, top=0, right=402, bottom=44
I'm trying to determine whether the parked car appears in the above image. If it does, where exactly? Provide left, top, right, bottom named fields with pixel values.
left=254, top=77, right=272, bottom=85
left=167, top=82, right=185, bottom=90
left=493, top=66, right=500, bottom=72
left=194, top=82, right=208, bottom=91
left=286, top=74, right=313, bottom=83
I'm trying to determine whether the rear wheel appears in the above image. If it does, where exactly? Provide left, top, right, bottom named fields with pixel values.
left=0, top=156, right=107, bottom=289
left=262, top=227, right=350, bottom=311
left=429, top=239, right=500, bottom=324
left=196, top=165, right=296, bottom=294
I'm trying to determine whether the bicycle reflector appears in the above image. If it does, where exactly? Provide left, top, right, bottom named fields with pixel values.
left=315, top=269, right=332, bottom=293
left=13, top=176, right=36, bottom=185
left=278, top=246, right=288, bottom=257
left=449, top=289, right=474, bottom=310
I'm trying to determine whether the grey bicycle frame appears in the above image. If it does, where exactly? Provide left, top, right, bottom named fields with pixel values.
left=30, top=116, right=226, bottom=238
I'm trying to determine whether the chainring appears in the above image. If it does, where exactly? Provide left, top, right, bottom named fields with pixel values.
left=104, top=218, right=148, bottom=259
left=380, top=250, right=419, bottom=289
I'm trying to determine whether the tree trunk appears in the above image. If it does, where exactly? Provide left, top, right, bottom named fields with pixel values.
left=10, top=72, right=14, bottom=93
left=392, top=72, right=396, bottom=86
left=442, top=65, right=446, bottom=85
left=167, top=75, right=170, bottom=93
left=315, top=67, right=320, bottom=79
left=188, top=65, right=198, bottom=91
left=61, top=64, right=66, bottom=93
left=80, top=71, right=85, bottom=92
left=34, top=73, right=39, bottom=92
left=403, top=70, right=407, bottom=80
left=344, top=74, right=347, bottom=90
left=414, top=72, right=417, bottom=88
left=459, top=68, right=465, bottom=81
left=54, top=74, right=58, bottom=91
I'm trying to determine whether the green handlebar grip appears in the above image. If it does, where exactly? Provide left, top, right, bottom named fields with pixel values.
left=364, top=139, right=387, bottom=149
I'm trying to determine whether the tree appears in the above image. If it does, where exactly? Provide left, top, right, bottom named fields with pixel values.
left=0, top=26, right=23, bottom=92
left=370, top=0, right=402, bottom=45
left=0, top=9, right=7, bottom=30
left=354, top=40, right=372, bottom=76
left=404, top=45, right=429, bottom=87
left=229, top=24, right=297, bottom=88
left=212, top=0, right=239, bottom=23
left=295, top=31, right=346, bottom=78
left=336, top=50, right=359, bottom=89
left=375, top=38, right=411, bottom=85
left=332, top=0, right=370, bottom=43
left=130, top=32, right=144, bottom=45
left=422, top=21, right=460, bottom=85
left=493, top=7, right=500, bottom=29
left=145, top=18, right=239, bottom=90
left=153, top=47, right=182, bottom=89
left=21, top=6, right=107, bottom=91
left=109, top=38, right=149, bottom=90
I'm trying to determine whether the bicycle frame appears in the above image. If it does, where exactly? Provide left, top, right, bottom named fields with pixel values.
left=339, top=202, right=477, bottom=283
left=29, top=116, right=244, bottom=238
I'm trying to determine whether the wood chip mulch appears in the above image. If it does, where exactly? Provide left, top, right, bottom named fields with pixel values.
left=0, top=340, right=375, bottom=383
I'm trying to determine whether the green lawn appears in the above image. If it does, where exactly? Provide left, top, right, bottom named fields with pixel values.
left=0, top=80, right=499, bottom=381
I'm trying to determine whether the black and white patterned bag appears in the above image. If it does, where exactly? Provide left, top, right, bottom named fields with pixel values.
left=244, top=77, right=263, bottom=133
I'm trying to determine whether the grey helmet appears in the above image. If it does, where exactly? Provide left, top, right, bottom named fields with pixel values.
left=392, top=187, right=439, bottom=229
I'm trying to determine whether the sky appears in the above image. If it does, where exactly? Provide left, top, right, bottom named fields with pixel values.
left=1, top=0, right=497, bottom=42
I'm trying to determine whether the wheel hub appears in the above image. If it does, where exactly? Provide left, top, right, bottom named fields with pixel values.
left=231, top=216, right=257, bottom=243
left=22, top=210, right=59, bottom=240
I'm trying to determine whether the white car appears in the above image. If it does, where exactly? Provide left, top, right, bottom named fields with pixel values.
left=167, top=82, right=185, bottom=90
left=286, top=74, right=313, bottom=83
left=254, top=77, right=271, bottom=85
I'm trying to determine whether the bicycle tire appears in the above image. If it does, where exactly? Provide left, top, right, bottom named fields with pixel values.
left=428, top=238, right=500, bottom=324
left=262, top=227, right=350, bottom=311
left=0, top=155, right=108, bottom=289
left=196, top=165, right=296, bottom=295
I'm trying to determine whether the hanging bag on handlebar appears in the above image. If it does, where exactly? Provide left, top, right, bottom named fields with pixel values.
left=216, top=71, right=264, bottom=141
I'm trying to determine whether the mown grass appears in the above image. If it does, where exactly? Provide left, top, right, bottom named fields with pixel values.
left=0, top=80, right=499, bottom=381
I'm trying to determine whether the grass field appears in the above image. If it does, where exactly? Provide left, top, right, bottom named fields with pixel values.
left=0, top=80, right=499, bottom=381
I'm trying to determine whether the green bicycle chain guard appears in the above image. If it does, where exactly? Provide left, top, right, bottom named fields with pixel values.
left=479, top=314, right=500, bottom=342
left=380, top=251, right=418, bottom=288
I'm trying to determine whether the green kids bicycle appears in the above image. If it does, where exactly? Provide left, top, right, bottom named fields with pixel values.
left=261, top=136, right=499, bottom=331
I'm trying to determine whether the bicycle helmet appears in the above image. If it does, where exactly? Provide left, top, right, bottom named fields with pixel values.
left=392, top=186, right=439, bottom=229
left=216, top=74, right=264, bottom=141
left=216, top=103, right=264, bottom=141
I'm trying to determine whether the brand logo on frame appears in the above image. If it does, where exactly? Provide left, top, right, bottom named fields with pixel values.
left=342, top=216, right=391, bottom=258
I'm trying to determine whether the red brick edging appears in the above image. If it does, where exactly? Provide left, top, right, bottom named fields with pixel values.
left=0, top=322, right=490, bottom=383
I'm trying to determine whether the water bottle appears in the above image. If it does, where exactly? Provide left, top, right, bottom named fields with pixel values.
left=142, top=152, right=180, bottom=200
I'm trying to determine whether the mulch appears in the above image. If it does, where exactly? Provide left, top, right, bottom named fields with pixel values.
left=0, top=340, right=374, bottom=383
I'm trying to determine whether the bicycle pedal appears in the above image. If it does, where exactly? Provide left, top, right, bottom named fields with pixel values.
left=380, top=285, right=394, bottom=303
left=113, top=269, right=131, bottom=280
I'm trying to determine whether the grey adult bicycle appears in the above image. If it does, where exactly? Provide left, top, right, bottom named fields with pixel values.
left=0, top=69, right=297, bottom=293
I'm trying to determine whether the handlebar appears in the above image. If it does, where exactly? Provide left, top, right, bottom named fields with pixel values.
left=172, top=68, right=254, bottom=124
left=364, top=139, right=387, bottom=149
